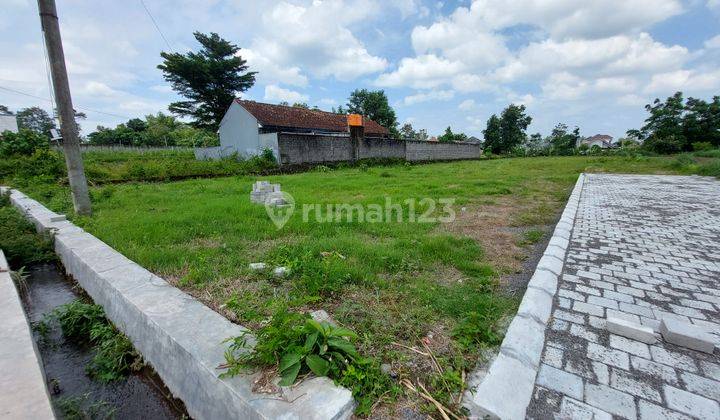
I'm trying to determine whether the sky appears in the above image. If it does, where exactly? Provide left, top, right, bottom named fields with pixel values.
left=1, top=0, right=719, bottom=139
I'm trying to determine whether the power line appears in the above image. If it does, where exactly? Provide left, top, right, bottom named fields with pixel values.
left=140, top=0, right=174, bottom=52
left=0, top=85, right=133, bottom=119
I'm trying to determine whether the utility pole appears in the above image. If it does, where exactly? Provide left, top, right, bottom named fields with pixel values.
left=38, top=0, right=92, bottom=215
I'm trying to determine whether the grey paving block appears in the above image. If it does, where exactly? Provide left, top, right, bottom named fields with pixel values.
left=559, top=397, right=613, bottom=420
left=659, top=318, right=716, bottom=354
left=606, top=317, right=658, bottom=344
left=585, top=383, right=637, bottom=420
left=664, top=385, right=720, bottom=419
left=536, top=364, right=583, bottom=400
left=638, top=400, right=692, bottom=420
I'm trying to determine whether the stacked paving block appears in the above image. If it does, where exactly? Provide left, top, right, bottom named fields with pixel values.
left=250, top=181, right=287, bottom=205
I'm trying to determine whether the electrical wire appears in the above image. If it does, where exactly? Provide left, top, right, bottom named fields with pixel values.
left=140, top=0, right=174, bottom=52
left=0, top=85, right=133, bottom=120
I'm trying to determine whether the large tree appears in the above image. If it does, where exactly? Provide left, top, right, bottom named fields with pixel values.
left=16, top=107, right=56, bottom=137
left=158, top=32, right=256, bottom=131
left=346, top=89, right=398, bottom=136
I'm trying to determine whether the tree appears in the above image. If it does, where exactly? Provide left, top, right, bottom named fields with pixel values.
left=0, top=105, right=13, bottom=115
left=292, top=102, right=310, bottom=109
left=482, top=114, right=502, bottom=153
left=400, top=123, right=417, bottom=140
left=499, top=104, right=532, bottom=153
left=548, top=123, right=580, bottom=155
left=16, top=107, right=56, bottom=137
left=438, top=126, right=467, bottom=143
left=346, top=89, right=398, bottom=137
left=524, top=132, right=547, bottom=156
left=158, top=32, right=256, bottom=131
left=416, top=128, right=429, bottom=141
left=332, top=105, right=347, bottom=114
left=628, top=92, right=685, bottom=151
left=683, top=96, right=720, bottom=147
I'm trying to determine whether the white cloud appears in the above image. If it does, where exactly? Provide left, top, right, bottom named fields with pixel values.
left=264, top=85, right=309, bottom=103
left=458, top=99, right=476, bottom=111
left=247, top=1, right=388, bottom=82
left=645, top=69, right=720, bottom=93
left=705, top=35, right=720, bottom=49
left=402, top=90, right=454, bottom=105
left=375, top=54, right=463, bottom=88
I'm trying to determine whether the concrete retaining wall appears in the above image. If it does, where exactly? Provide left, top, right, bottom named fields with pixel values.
left=0, top=249, right=56, bottom=419
left=3, top=187, right=354, bottom=420
left=276, top=133, right=481, bottom=165
left=462, top=174, right=585, bottom=419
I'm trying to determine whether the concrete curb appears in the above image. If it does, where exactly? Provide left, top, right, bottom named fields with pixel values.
left=462, top=173, right=586, bottom=419
left=2, top=187, right=354, bottom=420
left=0, top=249, right=56, bottom=419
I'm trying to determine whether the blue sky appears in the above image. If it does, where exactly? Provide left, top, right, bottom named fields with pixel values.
left=1, top=0, right=719, bottom=139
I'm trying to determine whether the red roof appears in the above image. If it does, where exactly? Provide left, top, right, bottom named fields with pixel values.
left=236, top=100, right=389, bottom=135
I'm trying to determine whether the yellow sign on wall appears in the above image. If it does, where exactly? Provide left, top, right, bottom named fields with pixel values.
left=347, top=114, right=363, bottom=127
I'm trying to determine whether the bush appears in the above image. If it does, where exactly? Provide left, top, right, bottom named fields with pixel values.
left=222, top=308, right=399, bottom=416
left=51, top=300, right=141, bottom=382
left=0, top=194, right=56, bottom=267
left=642, top=135, right=683, bottom=154
left=691, top=142, right=714, bottom=152
left=0, top=129, right=49, bottom=156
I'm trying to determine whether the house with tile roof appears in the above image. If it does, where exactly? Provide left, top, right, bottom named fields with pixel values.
left=211, top=99, right=389, bottom=158
left=579, top=134, right=615, bottom=149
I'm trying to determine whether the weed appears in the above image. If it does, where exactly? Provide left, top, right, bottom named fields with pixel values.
left=520, top=229, right=545, bottom=245
left=56, top=393, right=116, bottom=419
left=51, top=300, right=141, bottom=382
left=221, top=307, right=399, bottom=416
left=452, top=311, right=504, bottom=351
left=0, top=202, right=55, bottom=267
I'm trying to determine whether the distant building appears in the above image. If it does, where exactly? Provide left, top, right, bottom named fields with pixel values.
left=203, top=100, right=389, bottom=159
left=0, top=113, right=18, bottom=134
left=580, top=134, right=615, bottom=149
left=466, top=136, right=482, bottom=144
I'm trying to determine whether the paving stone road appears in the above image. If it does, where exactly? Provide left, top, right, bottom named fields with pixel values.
left=527, top=174, right=720, bottom=420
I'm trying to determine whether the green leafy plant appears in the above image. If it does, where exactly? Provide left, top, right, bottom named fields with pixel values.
left=51, top=300, right=141, bottom=382
left=221, top=308, right=398, bottom=415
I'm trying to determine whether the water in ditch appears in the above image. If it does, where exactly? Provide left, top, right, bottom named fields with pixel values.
left=21, top=263, right=187, bottom=419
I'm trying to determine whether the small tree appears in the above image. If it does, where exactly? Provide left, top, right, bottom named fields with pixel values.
left=400, top=123, right=417, bottom=140
left=499, top=104, right=532, bottom=153
left=548, top=123, right=580, bottom=156
left=346, top=89, right=398, bottom=137
left=158, top=32, right=256, bottom=131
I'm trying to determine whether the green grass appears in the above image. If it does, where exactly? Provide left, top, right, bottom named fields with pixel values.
left=0, top=190, right=56, bottom=268
left=11, top=153, right=708, bottom=415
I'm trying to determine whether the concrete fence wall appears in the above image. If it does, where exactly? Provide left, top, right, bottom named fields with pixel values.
left=276, top=133, right=481, bottom=165
left=405, top=140, right=481, bottom=161
left=54, top=145, right=193, bottom=154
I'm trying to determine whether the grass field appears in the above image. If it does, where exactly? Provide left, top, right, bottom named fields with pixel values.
left=10, top=153, right=714, bottom=415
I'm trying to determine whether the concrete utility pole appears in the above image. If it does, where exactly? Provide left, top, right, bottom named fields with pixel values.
left=38, top=0, right=92, bottom=215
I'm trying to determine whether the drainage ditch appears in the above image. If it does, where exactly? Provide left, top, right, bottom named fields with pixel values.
left=20, top=263, right=187, bottom=419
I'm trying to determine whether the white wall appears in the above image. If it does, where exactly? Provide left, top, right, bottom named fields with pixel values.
left=218, top=102, right=260, bottom=156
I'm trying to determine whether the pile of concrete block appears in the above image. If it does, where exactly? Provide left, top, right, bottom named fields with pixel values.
left=251, top=181, right=287, bottom=206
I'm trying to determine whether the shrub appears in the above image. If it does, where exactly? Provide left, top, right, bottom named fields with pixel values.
left=691, top=141, right=714, bottom=152
left=642, top=135, right=683, bottom=154
left=0, top=194, right=56, bottom=267
left=51, top=300, right=141, bottom=382
left=670, top=153, right=695, bottom=169
left=0, top=129, right=49, bottom=156
left=222, top=308, right=399, bottom=416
